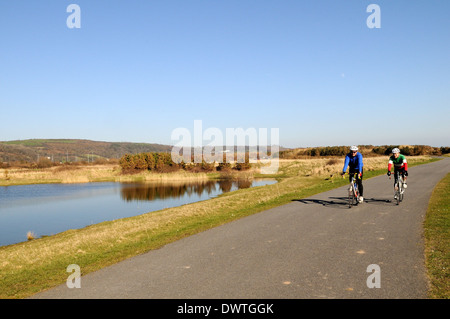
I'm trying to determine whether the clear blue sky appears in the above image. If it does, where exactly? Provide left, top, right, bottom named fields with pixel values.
left=1, top=1, right=449, bottom=148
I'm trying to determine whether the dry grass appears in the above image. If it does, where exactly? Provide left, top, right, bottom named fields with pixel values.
left=26, top=232, right=36, bottom=241
left=273, top=156, right=419, bottom=179
left=0, top=164, right=217, bottom=186
left=1, top=156, right=431, bottom=187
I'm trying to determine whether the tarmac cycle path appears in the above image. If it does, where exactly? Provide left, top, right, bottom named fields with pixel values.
left=31, top=158, right=449, bottom=299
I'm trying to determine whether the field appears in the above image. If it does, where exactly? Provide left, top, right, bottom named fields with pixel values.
left=0, top=156, right=440, bottom=298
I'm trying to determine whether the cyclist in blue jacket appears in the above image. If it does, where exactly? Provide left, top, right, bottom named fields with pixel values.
left=341, top=145, right=364, bottom=203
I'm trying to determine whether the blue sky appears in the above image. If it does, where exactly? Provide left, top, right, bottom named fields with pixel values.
left=0, top=1, right=449, bottom=148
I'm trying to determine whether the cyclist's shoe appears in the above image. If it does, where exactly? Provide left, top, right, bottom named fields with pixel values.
left=403, top=183, right=407, bottom=189
left=358, top=196, right=364, bottom=203
left=349, top=186, right=353, bottom=192
left=394, top=194, right=398, bottom=200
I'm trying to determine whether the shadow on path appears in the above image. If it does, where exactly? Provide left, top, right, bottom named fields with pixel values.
left=292, top=197, right=349, bottom=209
left=293, top=196, right=394, bottom=209
left=361, top=197, right=394, bottom=206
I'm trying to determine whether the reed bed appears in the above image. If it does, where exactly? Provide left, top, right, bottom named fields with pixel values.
left=0, top=164, right=215, bottom=186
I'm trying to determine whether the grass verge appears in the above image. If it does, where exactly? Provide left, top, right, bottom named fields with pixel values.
left=0, top=156, right=441, bottom=298
left=424, top=172, right=450, bottom=299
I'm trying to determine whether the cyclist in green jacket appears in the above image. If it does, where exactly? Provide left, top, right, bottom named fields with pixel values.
left=387, top=148, right=408, bottom=199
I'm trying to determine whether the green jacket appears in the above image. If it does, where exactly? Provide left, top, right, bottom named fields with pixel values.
left=388, top=154, right=407, bottom=170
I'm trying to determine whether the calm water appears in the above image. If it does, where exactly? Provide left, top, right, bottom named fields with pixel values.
left=0, top=179, right=276, bottom=246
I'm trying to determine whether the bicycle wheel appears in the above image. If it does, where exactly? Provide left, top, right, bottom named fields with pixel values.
left=354, top=184, right=359, bottom=206
left=399, top=179, right=404, bottom=202
left=395, top=182, right=400, bottom=205
left=348, top=186, right=353, bottom=208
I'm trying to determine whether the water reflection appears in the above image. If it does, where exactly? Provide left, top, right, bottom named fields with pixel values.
left=0, top=179, right=275, bottom=246
left=120, top=179, right=253, bottom=202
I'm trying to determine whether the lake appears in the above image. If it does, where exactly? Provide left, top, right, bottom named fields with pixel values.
left=0, top=179, right=276, bottom=247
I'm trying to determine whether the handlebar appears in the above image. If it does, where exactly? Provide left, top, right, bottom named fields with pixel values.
left=388, top=171, right=407, bottom=180
left=341, top=172, right=361, bottom=179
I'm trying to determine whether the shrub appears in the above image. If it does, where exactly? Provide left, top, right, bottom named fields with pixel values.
left=146, top=152, right=156, bottom=170
left=119, top=154, right=134, bottom=170
left=36, top=158, right=54, bottom=168
left=400, top=146, right=412, bottom=156
left=133, top=153, right=148, bottom=170
left=119, top=151, right=253, bottom=173
left=217, top=162, right=232, bottom=172
left=234, top=153, right=251, bottom=171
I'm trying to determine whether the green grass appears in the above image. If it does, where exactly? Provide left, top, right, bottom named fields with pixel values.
left=424, top=173, right=450, bottom=299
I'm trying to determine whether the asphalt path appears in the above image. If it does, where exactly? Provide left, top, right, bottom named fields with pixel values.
left=31, top=158, right=449, bottom=299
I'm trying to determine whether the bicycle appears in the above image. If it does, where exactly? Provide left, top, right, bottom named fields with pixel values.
left=389, top=170, right=406, bottom=205
left=345, top=172, right=360, bottom=208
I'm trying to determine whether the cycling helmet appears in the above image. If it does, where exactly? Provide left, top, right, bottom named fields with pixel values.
left=350, top=145, right=358, bottom=151
left=392, top=148, right=400, bottom=154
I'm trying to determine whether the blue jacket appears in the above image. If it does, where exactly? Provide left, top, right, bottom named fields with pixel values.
left=342, top=152, right=363, bottom=173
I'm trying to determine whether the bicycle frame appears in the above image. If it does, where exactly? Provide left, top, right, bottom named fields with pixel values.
left=393, top=170, right=405, bottom=205
left=347, top=173, right=360, bottom=208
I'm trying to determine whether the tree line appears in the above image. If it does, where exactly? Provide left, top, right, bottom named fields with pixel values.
left=280, top=145, right=450, bottom=159
left=119, top=152, right=252, bottom=173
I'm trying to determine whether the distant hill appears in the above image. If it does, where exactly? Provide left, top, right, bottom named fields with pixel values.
left=0, top=139, right=173, bottom=163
